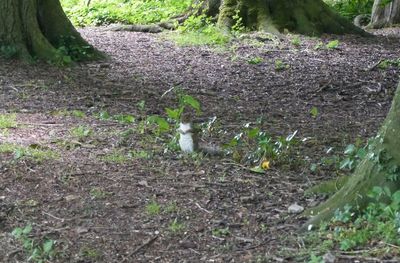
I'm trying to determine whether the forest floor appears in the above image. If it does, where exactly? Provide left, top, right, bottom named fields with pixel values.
left=1, top=27, right=400, bottom=263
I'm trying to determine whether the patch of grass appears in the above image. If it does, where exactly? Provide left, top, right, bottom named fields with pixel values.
left=248, top=56, right=263, bottom=65
left=212, top=227, right=230, bottom=237
left=101, top=151, right=131, bottom=163
left=69, top=125, right=92, bottom=140
left=274, top=59, right=289, bottom=71
left=0, top=143, right=58, bottom=162
left=0, top=113, right=17, bottom=128
left=146, top=200, right=161, bottom=216
left=168, top=218, right=185, bottom=234
left=324, top=0, right=374, bottom=20
left=165, top=29, right=230, bottom=47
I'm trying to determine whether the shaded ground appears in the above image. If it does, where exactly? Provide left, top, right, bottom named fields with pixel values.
left=1, top=27, right=400, bottom=262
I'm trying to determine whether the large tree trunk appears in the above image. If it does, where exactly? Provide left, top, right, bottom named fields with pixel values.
left=303, top=82, right=400, bottom=229
left=0, top=0, right=101, bottom=61
left=196, top=0, right=367, bottom=35
left=368, top=0, right=400, bottom=29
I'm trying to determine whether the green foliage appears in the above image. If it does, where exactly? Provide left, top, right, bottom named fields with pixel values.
left=326, top=40, right=340, bottom=49
left=0, top=44, right=18, bottom=59
left=274, top=59, right=289, bottom=71
left=212, top=227, right=230, bottom=237
left=168, top=14, right=230, bottom=46
left=248, top=57, right=263, bottom=65
left=324, top=0, right=374, bottom=19
left=378, top=59, right=400, bottom=70
left=70, top=125, right=92, bottom=139
left=0, top=143, right=58, bottom=162
left=310, top=107, right=319, bottom=118
left=61, top=0, right=191, bottom=26
left=146, top=200, right=161, bottom=216
left=0, top=113, right=17, bottom=128
left=226, top=122, right=299, bottom=167
left=12, top=224, right=56, bottom=263
left=291, top=35, right=301, bottom=47
left=308, top=186, right=400, bottom=257
left=168, top=218, right=185, bottom=234
left=231, top=9, right=246, bottom=35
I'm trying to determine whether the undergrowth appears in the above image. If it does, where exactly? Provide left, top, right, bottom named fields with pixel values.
left=61, top=0, right=191, bottom=26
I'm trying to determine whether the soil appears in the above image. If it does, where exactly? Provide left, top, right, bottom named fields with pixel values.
left=1, top=27, right=400, bottom=262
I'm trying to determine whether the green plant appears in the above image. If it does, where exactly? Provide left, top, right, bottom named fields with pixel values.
left=146, top=200, right=161, bottom=216
left=227, top=123, right=299, bottom=168
left=339, top=143, right=367, bottom=171
left=310, top=106, right=319, bottom=118
left=169, top=218, right=185, bottom=233
left=248, top=56, right=263, bottom=65
left=12, top=224, right=56, bottom=263
left=324, top=0, right=374, bottom=19
left=231, top=9, right=246, bottom=35
left=70, top=125, right=92, bottom=140
left=291, top=35, right=301, bottom=47
left=0, top=143, right=58, bottom=162
left=274, top=59, right=289, bottom=71
left=326, top=39, right=340, bottom=49
left=0, top=44, right=18, bottom=59
left=212, top=227, right=230, bottom=237
left=0, top=113, right=17, bottom=128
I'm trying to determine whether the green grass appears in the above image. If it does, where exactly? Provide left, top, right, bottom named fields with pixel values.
left=0, top=113, right=17, bottom=128
left=61, top=0, right=191, bottom=26
left=0, top=143, right=58, bottom=162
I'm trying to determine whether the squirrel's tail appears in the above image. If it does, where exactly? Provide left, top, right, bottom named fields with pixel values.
left=198, top=144, right=224, bottom=156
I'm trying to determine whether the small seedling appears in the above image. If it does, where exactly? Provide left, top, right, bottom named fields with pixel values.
left=212, top=227, right=230, bottom=237
left=274, top=59, right=289, bottom=71
left=310, top=106, right=319, bottom=118
left=248, top=57, right=263, bottom=65
left=326, top=40, right=340, bottom=49
left=146, top=200, right=161, bottom=216
left=169, top=218, right=185, bottom=234
left=291, top=36, right=301, bottom=47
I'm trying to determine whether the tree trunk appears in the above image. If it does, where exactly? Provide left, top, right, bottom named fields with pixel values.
left=0, top=0, right=101, bottom=62
left=303, top=82, right=400, bottom=229
left=195, top=0, right=367, bottom=35
left=368, top=0, right=400, bottom=29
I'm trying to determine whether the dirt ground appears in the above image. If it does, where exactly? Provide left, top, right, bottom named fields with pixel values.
left=1, top=27, right=400, bottom=262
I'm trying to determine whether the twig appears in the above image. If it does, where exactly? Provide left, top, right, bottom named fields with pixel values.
left=366, top=59, right=383, bottom=71
left=130, top=235, right=159, bottom=256
left=195, top=202, right=212, bottom=214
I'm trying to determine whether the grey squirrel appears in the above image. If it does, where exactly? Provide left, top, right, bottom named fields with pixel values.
left=177, top=113, right=222, bottom=156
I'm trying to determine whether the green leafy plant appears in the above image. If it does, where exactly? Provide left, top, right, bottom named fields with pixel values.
left=70, top=125, right=92, bottom=140
left=227, top=122, right=299, bottom=168
left=291, top=35, right=301, bottom=47
left=310, top=106, right=319, bottom=118
left=212, top=227, right=230, bottom=237
left=248, top=56, right=263, bottom=65
left=324, top=0, right=374, bottom=19
left=326, top=39, right=340, bottom=49
left=0, top=143, right=58, bottom=162
left=169, top=218, right=185, bottom=234
left=89, top=187, right=112, bottom=199
left=12, top=224, right=56, bottom=263
left=0, top=44, right=18, bottom=59
left=274, top=59, right=289, bottom=71
left=0, top=113, right=17, bottom=128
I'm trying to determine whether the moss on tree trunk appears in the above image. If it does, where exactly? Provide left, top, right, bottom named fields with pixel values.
left=0, top=0, right=102, bottom=62
left=217, top=0, right=367, bottom=35
left=303, top=83, right=400, bottom=229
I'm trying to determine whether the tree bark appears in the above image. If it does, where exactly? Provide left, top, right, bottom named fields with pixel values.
left=0, top=0, right=101, bottom=62
left=303, top=82, right=400, bottom=229
left=368, top=0, right=400, bottom=29
left=195, top=0, right=367, bottom=36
